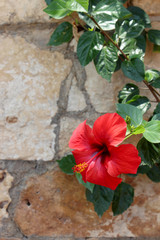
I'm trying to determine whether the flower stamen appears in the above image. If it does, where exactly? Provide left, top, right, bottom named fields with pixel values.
left=73, top=162, right=88, bottom=173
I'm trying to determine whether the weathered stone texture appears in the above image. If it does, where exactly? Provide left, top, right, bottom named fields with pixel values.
left=14, top=168, right=160, bottom=238
left=0, top=170, right=13, bottom=224
left=85, top=63, right=115, bottom=113
left=0, top=35, right=72, bottom=160
left=0, top=0, right=49, bottom=24
left=59, top=118, right=82, bottom=157
left=133, top=0, right=160, bottom=15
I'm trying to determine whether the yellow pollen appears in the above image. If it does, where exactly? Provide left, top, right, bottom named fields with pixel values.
left=73, top=162, right=88, bottom=173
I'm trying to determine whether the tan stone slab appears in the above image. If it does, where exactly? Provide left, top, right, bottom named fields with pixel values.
left=0, top=170, right=13, bottom=225
left=59, top=117, right=82, bottom=157
left=85, top=62, right=115, bottom=113
left=133, top=0, right=160, bottom=16
left=0, top=0, right=49, bottom=24
left=0, top=35, right=72, bottom=160
left=14, top=167, right=160, bottom=237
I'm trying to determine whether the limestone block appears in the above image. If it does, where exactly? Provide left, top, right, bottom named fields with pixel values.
left=67, top=77, right=86, bottom=111
left=14, top=168, right=160, bottom=237
left=0, top=35, right=72, bottom=160
left=0, top=170, right=13, bottom=225
left=59, top=117, right=82, bottom=157
left=0, top=0, right=49, bottom=24
left=85, top=62, right=115, bottom=113
left=133, top=0, right=160, bottom=15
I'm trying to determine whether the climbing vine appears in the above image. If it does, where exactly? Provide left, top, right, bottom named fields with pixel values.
left=43, top=0, right=160, bottom=217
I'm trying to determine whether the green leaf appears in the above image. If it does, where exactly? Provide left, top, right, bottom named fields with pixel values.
left=121, top=58, right=145, bottom=82
left=116, top=20, right=144, bottom=39
left=76, top=173, right=94, bottom=193
left=118, top=83, right=139, bottom=103
left=120, top=38, right=136, bottom=54
left=152, top=113, right=160, bottom=121
left=57, top=154, right=76, bottom=175
left=126, top=96, right=151, bottom=114
left=145, top=69, right=160, bottom=82
left=86, top=185, right=114, bottom=217
left=112, top=182, right=134, bottom=216
left=154, top=44, right=160, bottom=52
left=147, top=165, right=160, bottom=182
left=148, top=30, right=160, bottom=46
left=48, top=22, right=73, bottom=46
left=137, top=164, right=150, bottom=174
left=137, top=137, right=160, bottom=167
left=116, top=103, right=143, bottom=127
left=77, top=31, right=104, bottom=66
left=92, top=0, right=131, bottom=31
left=132, top=124, right=145, bottom=135
left=45, top=0, right=53, bottom=5
left=143, top=120, right=160, bottom=143
left=43, top=0, right=72, bottom=19
left=118, top=0, right=127, bottom=3
left=94, top=43, right=118, bottom=81
left=136, top=35, right=146, bottom=53
left=127, top=6, right=151, bottom=28
left=154, top=103, right=160, bottom=114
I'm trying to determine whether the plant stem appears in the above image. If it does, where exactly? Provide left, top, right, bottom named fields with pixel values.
left=143, top=80, right=160, bottom=102
left=85, top=14, right=129, bottom=61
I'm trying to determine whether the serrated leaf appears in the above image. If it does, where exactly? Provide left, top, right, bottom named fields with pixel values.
left=121, top=58, right=145, bottom=82
left=143, top=120, right=160, bottom=143
left=137, top=137, right=160, bottom=167
left=57, top=154, right=76, bottom=175
left=48, top=22, right=73, bottom=46
left=126, top=95, right=151, bottom=114
left=116, top=19, right=144, bottom=39
left=147, top=165, right=160, bottom=182
left=77, top=31, right=104, bottom=66
left=112, top=182, right=134, bottom=216
left=127, top=6, right=151, bottom=28
left=43, top=0, right=71, bottom=19
left=148, top=30, right=160, bottom=46
left=86, top=185, right=114, bottom=217
left=94, top=43, right=118, bottom=81
left=92, top=0, right=131, bottom=31
left=116, top=103, right=143, bottom=127
left=76, top=173, right=94, bottom=193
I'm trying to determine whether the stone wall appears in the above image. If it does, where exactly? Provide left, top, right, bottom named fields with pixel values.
left=0, top=0, right=160, bottom=239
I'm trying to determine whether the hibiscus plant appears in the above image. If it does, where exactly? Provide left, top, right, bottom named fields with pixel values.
left=44, top=0, right=160, bottom=217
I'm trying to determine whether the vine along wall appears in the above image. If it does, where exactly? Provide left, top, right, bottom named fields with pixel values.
left=0, top=0, right=160, bottom=239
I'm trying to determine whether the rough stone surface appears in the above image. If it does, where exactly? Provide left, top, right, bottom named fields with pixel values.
left=67, top=77, right=86, bottom=112
left=0, top=35, right=72, bottom=160
left=133, top=0, right=160, bottom=15
left=0, top=0, right=49, bottom=24
left=59, top=118, right=82, bottom=157
left=14, top=168, right=160, bottom=238
left=85, top=62, right=115, bottom=113
left=0, top=170, right=13, bottom=224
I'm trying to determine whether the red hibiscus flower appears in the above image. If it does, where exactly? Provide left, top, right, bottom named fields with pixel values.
left=69, top=113, right=141, bottom=190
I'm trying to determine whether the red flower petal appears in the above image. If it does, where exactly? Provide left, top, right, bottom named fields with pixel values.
left=69, top=120, right=100, bottom=151
left=106, top=144, right=141, bottom=177
left=86, top=156, right=122, bottom=190
left=93, top=113, right=127, bottom=147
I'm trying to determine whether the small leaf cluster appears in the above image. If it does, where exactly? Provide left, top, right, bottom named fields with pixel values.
left=57, top=155, right=134, bottom=217
left=44, top=0, right=160, bottom=217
